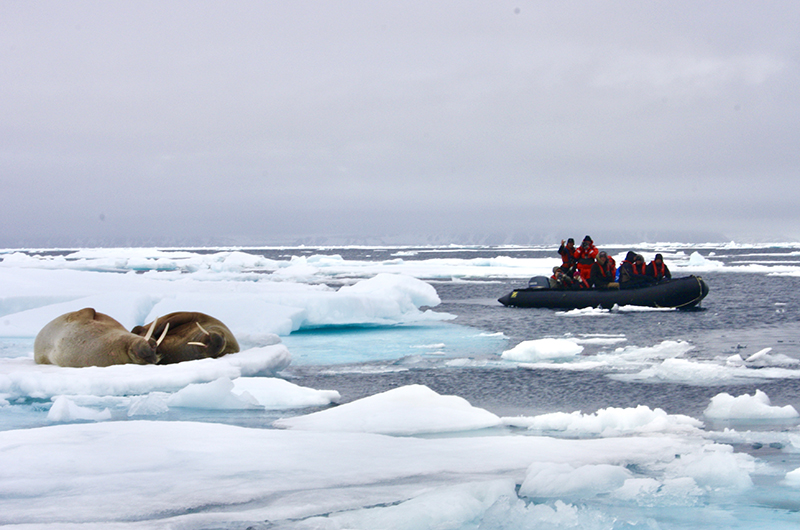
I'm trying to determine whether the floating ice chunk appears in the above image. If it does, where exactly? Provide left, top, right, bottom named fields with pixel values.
left=725, top=354, right=746, bottom=366
left=338, top=273, right=440, bottom=308
left=612, top=356, right=800, bottom=385
left=744, top=347, right=799, bottom=367
left=785, top=467, right=800, bottom=487
left=571, top=335, right=627, bottom=346
left=684, top=251, right=725, bottom=270
left=167, top=377, right=263, bottom=410
left=616, top=305, right=675, bottom=312
left=703, top=389, right=799, bottom=420
left=231, top=377, right=340, bottom=409
left=746, top=347, right=772, bottom=362
left=663, top=444, right=754, bottom=491
left=519, top=462, right=632, bottom=498
left=273, top=384, right=501, bottom=434
left=501, top=338, right=583, bottom=362
left=47, top=396, right=112, bottom=422
left=412, top=342, right=447, bottom=349
left=504, top=405, right=703, bottom=437
left=556, top=307, right=610, bottom=317
left=302, top=273, right=452, bottom=327
left=611, top=340, right=693, bottom=361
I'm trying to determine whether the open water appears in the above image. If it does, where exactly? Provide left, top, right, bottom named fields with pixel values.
left=281, top=247, right=800, bottom=420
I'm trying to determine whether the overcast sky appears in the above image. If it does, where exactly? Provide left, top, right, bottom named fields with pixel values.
left=2, top=1, right=799, bottom=247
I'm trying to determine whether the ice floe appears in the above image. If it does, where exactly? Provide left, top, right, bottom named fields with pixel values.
left=501, top=338, right=584, bottom=362
left=273, top=384, right=501, bottom=434
left=703, top=389, right=799, bottom=420
left=504, top=405, right=704, bottom=437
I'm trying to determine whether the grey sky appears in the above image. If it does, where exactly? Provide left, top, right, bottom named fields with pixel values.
left=2, top=1, right=799, bottom=247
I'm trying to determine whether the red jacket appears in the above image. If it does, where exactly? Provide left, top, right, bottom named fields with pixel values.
left=558, top=243, right=578, bottom=269
left=574, top=244, right=598, bottom=278
left=631, top=261, right=647, bottom=276
left=575, top=244, right=599, bottom=264
left=647, top=261, right=671, bottom=280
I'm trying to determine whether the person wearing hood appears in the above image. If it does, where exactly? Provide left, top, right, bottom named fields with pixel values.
left=574, top=235, right=598, bottom=281
left=619, top=253, right=650, bottom=288
left=647, top=253, right=671, bottom=282
left=617, top=251, right=637, bottom=287
left=590, top=251, right=618, bottom=289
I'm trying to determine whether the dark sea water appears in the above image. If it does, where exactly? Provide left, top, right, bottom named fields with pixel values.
left=282, top=247, right=800, bottom=421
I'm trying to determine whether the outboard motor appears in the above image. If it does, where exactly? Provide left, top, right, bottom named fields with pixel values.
left=528, top=276, right=550, bottom=289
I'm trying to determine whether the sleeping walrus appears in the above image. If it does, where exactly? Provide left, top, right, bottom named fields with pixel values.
left=131, top=312, right=240, bottom=364
left=34, top=308, right=166, bottom=367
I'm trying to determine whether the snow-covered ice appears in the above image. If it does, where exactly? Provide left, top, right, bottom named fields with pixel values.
left=0, top=406, right=759, bottom=528
left=504, top=405, right=704, bottom=437
left=273, top=384, right=501, bottom=434
left=703, top=389, right=799, bottom=421
left=501, top=338, right=584, bottom=362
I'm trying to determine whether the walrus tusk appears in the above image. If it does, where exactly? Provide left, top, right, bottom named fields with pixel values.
left=196, top=322, right=210, bottom=336
left=187, top=341, right=207, bottom=347
left=143, top=316, right=158, bottom=342
left=156, top=322, right=170, bottom=346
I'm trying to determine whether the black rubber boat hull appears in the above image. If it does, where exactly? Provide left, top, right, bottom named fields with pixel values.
left=498, top=275, right=709, bottom=310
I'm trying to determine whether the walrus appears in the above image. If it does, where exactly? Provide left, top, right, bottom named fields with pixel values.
left=131, top=312, right=240, bottom=364
left=34, top=308, right=167, bottom=367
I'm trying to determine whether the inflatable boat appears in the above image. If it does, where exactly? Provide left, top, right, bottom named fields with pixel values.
left=498, top=275, right=708, bottom=310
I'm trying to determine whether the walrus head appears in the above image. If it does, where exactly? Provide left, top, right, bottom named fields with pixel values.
left=130, top=318, right=169, bottom=364
left=130, top=340, right=160, bottom=364
left=186, top=321, right=225, bottom=353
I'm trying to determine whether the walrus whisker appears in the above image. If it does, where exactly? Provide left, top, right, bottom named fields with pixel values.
left=196, top=322, right=210, bottom=336
left=143, top=316, right=158, bottom=342
left=187, top=341, right=207, bottom=347
left=156, top=322, right=170, bottom=346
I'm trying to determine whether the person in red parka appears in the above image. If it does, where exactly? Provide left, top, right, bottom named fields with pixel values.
left=574, top=235, right=598, bottom=281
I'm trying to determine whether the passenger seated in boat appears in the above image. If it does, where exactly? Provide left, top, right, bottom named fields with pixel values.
left=573, top=269, right=591, bottom=289
left=590, top=251, right=619, bottom=289
left=632, top=254, right=652, bottom=288
left=647, top=253, right=671, bottom=282
left=550, top=266, right=578, bottom=289
left=617, top=251, right=635, bottom=282
left=618, top=251, right=649, bottom=289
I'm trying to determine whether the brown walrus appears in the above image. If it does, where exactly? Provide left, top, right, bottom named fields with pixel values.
left=131, top=312, right=240, bottom=365
left=34, top=308, right=166, bottom=367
